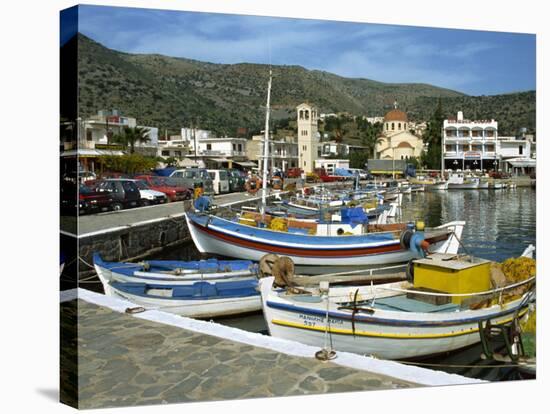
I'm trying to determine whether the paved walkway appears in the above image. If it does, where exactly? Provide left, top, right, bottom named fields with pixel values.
left=63, top=299, right=418, bottom=409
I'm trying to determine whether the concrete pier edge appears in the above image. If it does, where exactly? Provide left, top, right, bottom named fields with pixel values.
left=62, top=288, right=483, bottom=387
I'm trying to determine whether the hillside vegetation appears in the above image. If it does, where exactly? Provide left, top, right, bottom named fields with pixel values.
left=75, top=34, right=535, bottom=137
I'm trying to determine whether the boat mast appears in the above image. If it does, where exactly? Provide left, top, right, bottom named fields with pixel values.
left=261, top=70, right=272, bottom=215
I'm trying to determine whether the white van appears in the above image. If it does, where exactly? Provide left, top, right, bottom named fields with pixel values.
left=207, top=169, right=230, bottom=194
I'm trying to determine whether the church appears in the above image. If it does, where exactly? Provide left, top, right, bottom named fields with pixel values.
left=375, top=104, right=424, bottom=161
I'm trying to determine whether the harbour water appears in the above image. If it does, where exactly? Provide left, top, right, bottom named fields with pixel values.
left=89, top=187, right=537, bottom=381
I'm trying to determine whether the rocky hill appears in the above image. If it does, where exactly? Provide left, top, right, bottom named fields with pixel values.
left=74, top=34, right=535, bottom=137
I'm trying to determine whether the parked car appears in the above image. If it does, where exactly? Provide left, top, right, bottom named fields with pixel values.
left=167, top=168, right=214, bottom=194
left=228, top=169, right=246, bottom=192
left=134, top=175, right=192, bottom=201
left=207, top=169, right=230, bottom=194
left=286, top=167, right=303, bottom=178
left=131, top=179, right=169, bottom=205
left=78, top=184, right=115, bottom=215
left=94, top=179, right=142, bottom=210
left=78, top=170, right=97, bottom=183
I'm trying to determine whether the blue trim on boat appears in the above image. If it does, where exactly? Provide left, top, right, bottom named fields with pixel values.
left=266, top=299, right=525, bottom=327
left=93, top=253, right=256, bottom=276
left=188, top=213, right=398, bottom=247
left=111, top=279, right=259, bottom=301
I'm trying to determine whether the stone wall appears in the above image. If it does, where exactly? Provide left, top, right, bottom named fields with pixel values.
left=78, top=215, right=190, bottom=273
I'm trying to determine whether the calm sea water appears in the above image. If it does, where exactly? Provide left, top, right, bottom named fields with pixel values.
left=399, top=187, right=536, bottom=262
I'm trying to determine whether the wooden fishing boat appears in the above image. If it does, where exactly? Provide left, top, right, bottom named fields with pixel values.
left=447, top=173, right=479, bottom=190
left=185, top=209, right=465, bottom=272
left=105, top=278, right=261, bottom=318
left=93, top=253, right=258, bottom=290
left=259, top=249, right=536, bottom=360
left=426, top=181, right=448, bottom=191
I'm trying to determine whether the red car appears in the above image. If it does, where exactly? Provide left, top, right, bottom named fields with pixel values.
left=134, top=175, right=192, bottom=202
left=314, top=168, right=343, bottom=182
left=286, top=167, right=303, bottom=178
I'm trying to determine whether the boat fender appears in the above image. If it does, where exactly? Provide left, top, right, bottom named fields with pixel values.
left=400, top=229, right=414, bottom=249
left=409, top=232, right=427, bottom=257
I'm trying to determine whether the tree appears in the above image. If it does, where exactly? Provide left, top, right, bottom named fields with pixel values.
left=112, top=126, right=150, bottom=154
left=359, top=121, right=383, bottom=158
left=421, top=98, right=444, bottom=169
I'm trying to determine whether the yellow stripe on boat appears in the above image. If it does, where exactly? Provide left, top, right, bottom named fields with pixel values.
left=271, top=310, right=527, bottom=340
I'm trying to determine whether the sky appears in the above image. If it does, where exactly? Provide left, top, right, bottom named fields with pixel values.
left=63, top=4, right=536, bottom=96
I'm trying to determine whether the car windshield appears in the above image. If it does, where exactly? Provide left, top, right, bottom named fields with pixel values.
left=150, top=177, right=164, bottom=186
left=134, top=180, right=149, bottom=190
left=184, top=171, right=198, bottom=179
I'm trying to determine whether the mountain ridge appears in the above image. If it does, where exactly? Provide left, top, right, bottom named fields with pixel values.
left=75, top=33, right=535, bottom=136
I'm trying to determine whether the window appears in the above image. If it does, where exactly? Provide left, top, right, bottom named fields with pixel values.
left=398, top=123, right=401, bottom=130
left=304, top=110, right=309, bottom=120
left=86, top=129, right=92, bottom=141
left=238, top=144, right=242, bottom=152
left=486, top=144, right=495, bottom=152
left=299, top=110, right=304, bottom=120
left=519, top=145, right=523, bottom=155
left=392, top=123, right=395, bottom=130
left=233, top=144, right=237, bottom=151
left=161, top=150, right=169, bottom=156
left=174, top=151, right=181, bottom=157
left=206, top=144, right=212, bottom=150
left=445, top=144, right=454, bottom=152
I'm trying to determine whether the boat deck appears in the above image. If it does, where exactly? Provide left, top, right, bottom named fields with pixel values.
left=61, top=289, right=480, bottom=408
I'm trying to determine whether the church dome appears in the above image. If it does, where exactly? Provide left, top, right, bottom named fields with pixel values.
left=384, top=109, right=408, bottom=122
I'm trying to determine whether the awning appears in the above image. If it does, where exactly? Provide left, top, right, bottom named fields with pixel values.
left=234, top=161, right=257, bottom=167
left=506, top=158, right=536, bottom=168
left=207, top=158, right=229, bottom=163
left=60, top=149, right=125, bottom=157
left=178, top=158, right=198, bottom=167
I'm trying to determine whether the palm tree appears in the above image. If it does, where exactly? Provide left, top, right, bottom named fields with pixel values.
left=361, top=125, right=384, bottom=158
left=112, top=126, right=150, bottom=154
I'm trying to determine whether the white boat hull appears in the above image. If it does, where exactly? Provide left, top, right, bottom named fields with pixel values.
left=426, top=182, right=448, bottom=191
left=109, top=286, right=261, bottom=319
left=260, top=277, right=529, bottom=360
left=185, top=214, right=464, bottom=269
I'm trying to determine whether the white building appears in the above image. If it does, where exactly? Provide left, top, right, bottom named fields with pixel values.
left=443, top=111, right=535, bottom=174
left=321, top=142, right=366, bottom=157
left=61, top=109, right=157, bottom=173
left=315, top=159, right=349, bottom=174
left=442, top=111, right=499, bottom=171
left=497, top=136, right=534, bottom=174
left=247, top=135, right=298, bottom=172
left=376, top=107, right=424, bottom=160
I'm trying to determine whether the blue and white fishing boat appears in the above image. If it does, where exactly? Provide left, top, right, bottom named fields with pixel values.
left=93, top=257, right=261, bottom=319
left=259, top=248, right=536, bottom=360
left=93, top=253, right=258, bottom=288
left=104, top=278, right=261, bottom=318
left=185, top=210, right=465, bottom=273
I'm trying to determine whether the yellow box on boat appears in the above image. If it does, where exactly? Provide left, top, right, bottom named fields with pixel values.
left=413, top=253, right=491, bottom=304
